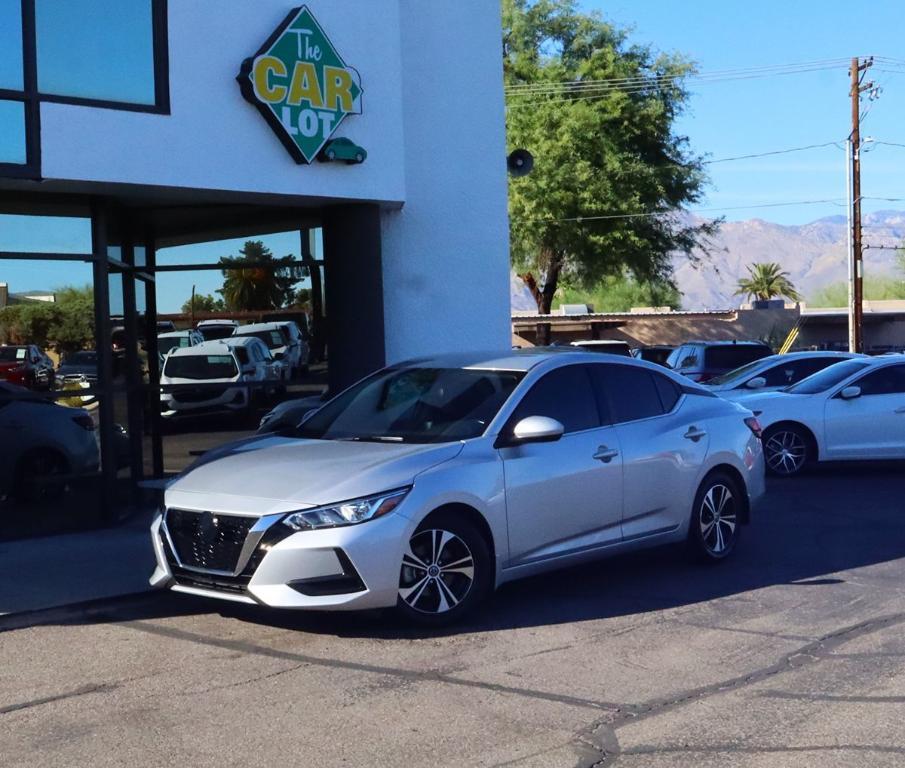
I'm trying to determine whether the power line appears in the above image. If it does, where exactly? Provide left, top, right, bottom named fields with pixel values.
left=705, top=141, right=844, bottom=164
left=514, top=197, right=848, bottom=225
left=506, top=61, right=856, bottom=105
left=505, top=57, right=853, bottom=93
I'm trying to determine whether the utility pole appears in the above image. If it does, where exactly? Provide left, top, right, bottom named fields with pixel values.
left=849, top=56, right=873, bottom=353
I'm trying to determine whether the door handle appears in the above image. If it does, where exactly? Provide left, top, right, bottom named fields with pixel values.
left=593, top=446, right=619, bottom=463
left=684, top=427, right=707, bottom=442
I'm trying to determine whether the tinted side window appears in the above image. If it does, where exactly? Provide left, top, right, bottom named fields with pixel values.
left=761, top=358, right=836, bottom=388
left=510, top=366, right=599, bottom=434
left=653, top=374, right=681, bottom=412
left=853, top=365, right=905, bottom=396
left=705, top=346, right=771, bottom=370
left=591, top=365, right=665, bottom=424
left=234, top=348, right=250, bottom=366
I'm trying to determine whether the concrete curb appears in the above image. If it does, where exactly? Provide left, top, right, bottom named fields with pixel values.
left=0, top=590, right=158, bottom=634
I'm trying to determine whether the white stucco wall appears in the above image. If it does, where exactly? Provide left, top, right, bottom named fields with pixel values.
left=40, top=0, right=407, bottom=204
left=35, top=0, right=511, bottom=359
left=380, top=0, right=511, bottom=361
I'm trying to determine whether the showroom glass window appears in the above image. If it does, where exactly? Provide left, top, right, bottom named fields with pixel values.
left=35, top=0, right=157, bottom=104
left=0, top=0, right=167, bottom=178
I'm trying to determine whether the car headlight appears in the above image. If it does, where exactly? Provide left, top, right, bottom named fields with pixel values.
left=282, top=488, right=410, bottom=531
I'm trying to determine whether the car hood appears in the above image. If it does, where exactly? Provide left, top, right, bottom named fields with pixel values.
left=166, top=436, right=464, bottom=513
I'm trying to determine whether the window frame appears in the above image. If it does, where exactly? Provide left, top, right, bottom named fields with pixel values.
left=0, top=0, right=169, bottom=180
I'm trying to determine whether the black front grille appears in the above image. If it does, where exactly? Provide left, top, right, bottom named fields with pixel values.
left=172, top=386, right=229, bottom=404
left=165, top=509, right=255, bottom=572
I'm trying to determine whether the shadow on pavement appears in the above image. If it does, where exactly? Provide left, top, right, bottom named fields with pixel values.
left=27, top=463, right=905, bottom=640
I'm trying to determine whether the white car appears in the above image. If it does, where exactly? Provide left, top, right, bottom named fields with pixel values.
left=150, top=351, right=764, bottom=625
left=704, top=351, right=861, bottom=401
left=221, top=336, right=286, bottom=397
left=733, top=355, right=905, bottom=476
left=232, top=323, right=298, bottom=379
left=159, top=339, right=264, bottom=418
left=196, top=320, right=240, bottom=342
left=158, top=330, right=204, bottom=357
left=274, top=320, right=310, bottom=375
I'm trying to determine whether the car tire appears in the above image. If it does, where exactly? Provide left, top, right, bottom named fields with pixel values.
left=762, top=424, right=810, bottom=477
left=326, top=150, right=336, bottom=161
left=687, top=471, right=742, bottom=563
left=395, top=512, right=492, bottom=627
left=354, top=152, right=364, bottom=163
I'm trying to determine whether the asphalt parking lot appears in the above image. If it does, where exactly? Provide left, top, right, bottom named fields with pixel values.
left=2, top=465, right=905, bottom=767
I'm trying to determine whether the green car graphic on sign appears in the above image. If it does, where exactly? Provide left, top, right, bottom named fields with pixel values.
left=320, top=138, right=367, bottom=164
left=238, top=6, right=364, bottom=165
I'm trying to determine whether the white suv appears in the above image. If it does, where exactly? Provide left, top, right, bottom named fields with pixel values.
left=160, top=339, right=267, bottom=418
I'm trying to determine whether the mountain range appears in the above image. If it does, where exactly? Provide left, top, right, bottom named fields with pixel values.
left=511, top=210, right=905, bottom=312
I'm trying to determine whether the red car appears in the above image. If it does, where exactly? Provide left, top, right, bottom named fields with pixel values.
left=0, top=345, right=56, bottom=390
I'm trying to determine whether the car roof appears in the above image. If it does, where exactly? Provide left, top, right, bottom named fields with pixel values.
left=570, top=340, right=630, bottom=346
left=158, top=330, right=195, bottom=338
left=167, top=340, right=236, bottom=357
left=393, top=348, right=668, bottom=373
left=679, top=340, right=771, bottom=347
left=219, top=336, right=262, bottom=348
left=234, top=322, right=283, bottom=333
left=197, top=320, right=238, bottom=327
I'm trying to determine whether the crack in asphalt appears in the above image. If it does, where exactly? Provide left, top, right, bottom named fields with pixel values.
left=174, top=662, right=309, bottom=697
left=570, top=611, right=905, bottom=767
left=0, top=683, right=117, bottom=716
left=125, top=620, right=631, bottom=713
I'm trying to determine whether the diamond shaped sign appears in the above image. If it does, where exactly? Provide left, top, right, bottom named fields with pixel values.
left=238, top=6, right=364, bottom=165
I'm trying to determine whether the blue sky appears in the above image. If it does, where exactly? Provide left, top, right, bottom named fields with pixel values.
left=586, top=0, right=905, bottom=225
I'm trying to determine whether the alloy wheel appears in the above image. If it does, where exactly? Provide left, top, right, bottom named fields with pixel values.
left=699, top=483, right=737, bottom=556
left=765, top=429, right=807, bottom=475
left=399, top=529, right=475, bottom=615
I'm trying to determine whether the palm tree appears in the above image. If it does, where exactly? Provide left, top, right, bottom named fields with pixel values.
left=735, top=262, right=802, bottom=303
left=218, top=241, right=304, bottom=311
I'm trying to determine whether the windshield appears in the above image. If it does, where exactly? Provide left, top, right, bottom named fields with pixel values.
left=786, top=359, right=869, bottom=394
left=707, top=358, right=770, bottom=386
left=164, top=354, right=238, bottom=381
left=236, top=329, right=286, bottom=350
left=159, top=335, right=192, bottom=354
left=0, top=347, right=27, bottom=362
left=297, top=367, right=524, bottom=444
left=63, top=351, right=97, bottom=366
left=198, top=326, right=235, bottom=341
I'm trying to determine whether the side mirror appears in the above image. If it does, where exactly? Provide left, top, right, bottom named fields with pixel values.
left=510, top=416, right=565, bottom=446
left=841, top=386, right=862, bottom=400
left=746, top=376, right=767, bottom=390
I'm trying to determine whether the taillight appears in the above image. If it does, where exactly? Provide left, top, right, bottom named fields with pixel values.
left=697, top=373, right=715, bottom=383
left=744, top=416, right=763, bottom=439
left=72, top=414, right=96, bottom=431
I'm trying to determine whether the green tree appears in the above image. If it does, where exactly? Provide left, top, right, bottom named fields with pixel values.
left=735, top=262, right=802, bottom=303
left=558, top=273, right=681, bottom=312
left=218, top=241, right=304, bottom=311
left=0, top=284, right=94, bottom=353
left=505, top=0, right=717, bottom=314
left=181, top=293, right=225, bottom=314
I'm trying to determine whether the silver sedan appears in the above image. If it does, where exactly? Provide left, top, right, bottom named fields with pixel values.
left=150, top=350, right=765, bottom=625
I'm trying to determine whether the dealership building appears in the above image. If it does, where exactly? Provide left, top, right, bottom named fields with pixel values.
left=0, top=1, right=510, bottom=516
